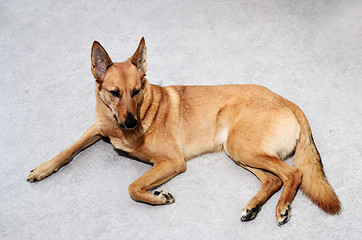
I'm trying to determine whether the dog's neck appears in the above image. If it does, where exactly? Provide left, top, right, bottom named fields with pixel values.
left=137, top=80, right=162, bottom=132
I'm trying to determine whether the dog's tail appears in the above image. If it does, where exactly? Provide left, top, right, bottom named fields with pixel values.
left=285, top=99, right=341, bottom=214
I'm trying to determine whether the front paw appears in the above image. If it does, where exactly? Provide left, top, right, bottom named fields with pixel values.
left=153, top=190, right=175, bottom=204
left=27, top=162, right=58, bottom=182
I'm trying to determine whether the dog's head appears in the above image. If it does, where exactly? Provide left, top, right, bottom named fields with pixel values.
left=91, top=38, right=147, bottom=129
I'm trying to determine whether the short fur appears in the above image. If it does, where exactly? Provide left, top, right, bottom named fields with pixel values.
left=28, top=38, right=341, bottom=225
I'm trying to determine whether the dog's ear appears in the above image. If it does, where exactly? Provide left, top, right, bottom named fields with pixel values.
left=91, top=41, right=113, bottom=83
left=131, top=37, right=147, bottom=76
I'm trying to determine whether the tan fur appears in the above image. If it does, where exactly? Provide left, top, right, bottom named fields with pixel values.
left=284, top=99, right=341, bottom=214
left=27, top=38, right=340, bottom=225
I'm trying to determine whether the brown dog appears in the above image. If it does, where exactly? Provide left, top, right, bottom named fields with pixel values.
left=27, top=38, right=340, bottom=225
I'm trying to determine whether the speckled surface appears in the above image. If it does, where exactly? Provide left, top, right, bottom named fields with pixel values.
left=1, top=0, right=361, bottom=239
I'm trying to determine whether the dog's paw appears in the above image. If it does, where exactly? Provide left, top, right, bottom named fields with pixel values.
left=153, top=190, right=175, bottom=204
left=27, top=162, right=58, bottom=182
left=276, top=205, right=291, bottom=226
left=241, top=204, right=260, bottom=222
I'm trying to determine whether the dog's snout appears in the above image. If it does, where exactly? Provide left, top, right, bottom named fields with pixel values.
left=123, top=112, right=138, bottom=129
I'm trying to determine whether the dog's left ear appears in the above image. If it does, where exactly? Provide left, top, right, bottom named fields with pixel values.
left=91, top=41, right=113, bottom=83
left=131, top=37, right=147, bottom=76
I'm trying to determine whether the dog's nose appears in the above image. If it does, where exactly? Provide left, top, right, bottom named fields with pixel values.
left=123, top=112, right=138, bottom=129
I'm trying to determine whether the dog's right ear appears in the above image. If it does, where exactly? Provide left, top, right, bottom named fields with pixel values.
left=91, top=41, right=113, bottom=83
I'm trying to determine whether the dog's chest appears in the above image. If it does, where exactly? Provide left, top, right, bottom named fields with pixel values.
left=108, top=137, right=135, bottom=152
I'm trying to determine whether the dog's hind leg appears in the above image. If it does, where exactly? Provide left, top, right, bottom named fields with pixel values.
left=239, top=166, right=283, bottom=222
left=228, top=149, right=302, bottom=225
left=128, top=159, right=186, bottom=205
left=224, top=104, right=302, bottom=225
left=27, top=124, right=102, bottom=182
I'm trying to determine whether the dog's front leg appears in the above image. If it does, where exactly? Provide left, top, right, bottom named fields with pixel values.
left=128, top=158, right=186, bottom=205
left=27, top=124, right=102, bottom=182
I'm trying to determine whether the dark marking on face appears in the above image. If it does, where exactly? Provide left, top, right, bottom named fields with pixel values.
left=113, top=114, right=118, bottom=122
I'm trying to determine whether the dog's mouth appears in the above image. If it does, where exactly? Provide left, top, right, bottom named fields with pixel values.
left=119, top=122, right=137, bottom=129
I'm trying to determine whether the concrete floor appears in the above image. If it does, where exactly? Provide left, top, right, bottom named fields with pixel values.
left=1, top=0, right=361, bottom=239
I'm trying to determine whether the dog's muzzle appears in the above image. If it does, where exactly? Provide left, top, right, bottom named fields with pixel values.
left=116, top=112, right=138, bottom=129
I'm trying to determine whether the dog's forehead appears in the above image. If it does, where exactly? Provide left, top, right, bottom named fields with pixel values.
left=105, top=61, right=139, bottom=88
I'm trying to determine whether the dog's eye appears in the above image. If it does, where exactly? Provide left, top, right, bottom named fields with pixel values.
left=132, top=89, right=140, bottom=97
left=109, top=90, right=120, bottom=98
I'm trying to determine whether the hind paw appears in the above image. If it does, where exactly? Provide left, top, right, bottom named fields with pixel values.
left=276, top=205, right=291, bottom=226
left=241, top=204, right=260, bottom=222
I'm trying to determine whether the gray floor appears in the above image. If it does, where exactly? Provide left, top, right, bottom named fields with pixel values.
left=1, top=0, right=361, bottom=239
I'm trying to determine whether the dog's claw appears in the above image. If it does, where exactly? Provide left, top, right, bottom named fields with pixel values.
left=153, top=190, right=175, bottom=204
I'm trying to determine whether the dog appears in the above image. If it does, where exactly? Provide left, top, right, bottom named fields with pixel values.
left=27, top=37, right=341, bottom=225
